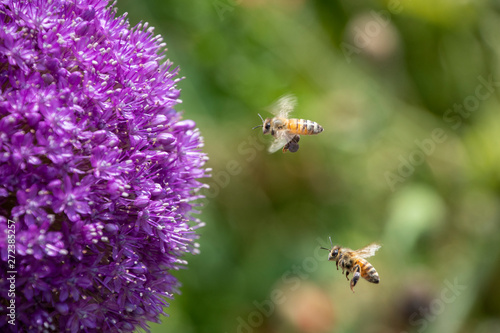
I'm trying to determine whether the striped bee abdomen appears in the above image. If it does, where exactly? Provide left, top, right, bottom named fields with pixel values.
left=358, top=259, right=380, bottom=284
left=287, top=119, right=324, bottom=135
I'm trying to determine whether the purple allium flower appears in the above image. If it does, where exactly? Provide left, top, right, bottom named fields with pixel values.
left=0, top=1, right=208, bottom=332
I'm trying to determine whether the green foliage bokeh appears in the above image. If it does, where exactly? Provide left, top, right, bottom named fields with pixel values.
left=118, top=1, right=500, bottom=332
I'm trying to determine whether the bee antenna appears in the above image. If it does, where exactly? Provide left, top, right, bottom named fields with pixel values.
left=251, top=113, right=265, bottom=130
left=320, top=247, right=330, bottom=251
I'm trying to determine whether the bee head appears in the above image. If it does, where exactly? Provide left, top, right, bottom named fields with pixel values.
left=252, top=114, right=272, bottom=134
left=262, top=119, right=272, bottom=134
left=320, top=237, right=340, bottom=261
left=328, top=246, right=341, bottom=261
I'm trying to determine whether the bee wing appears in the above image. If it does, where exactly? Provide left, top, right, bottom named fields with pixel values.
left=353, top=243, right=381, bottom=259
left=268, top=130, right=295, bottom=153
left=269, top=94, right=297, bottom=119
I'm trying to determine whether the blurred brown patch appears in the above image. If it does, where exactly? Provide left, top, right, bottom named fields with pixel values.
left=276, top=282, right=335, bottom=333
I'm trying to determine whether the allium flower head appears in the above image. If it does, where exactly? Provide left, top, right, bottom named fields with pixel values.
left=0, top=0, right=208, bottom=332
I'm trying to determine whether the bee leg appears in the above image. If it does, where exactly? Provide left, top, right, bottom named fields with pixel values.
left=283, top=135, right=300, bottom=153
left=345, top=271, right=350, bottom=281
left=336, top=254, right=343, bottom=271
left=288, top=141, right=299, bottom=153
left=350, top=265, right=361, bottom=292
left=289, top=135, right=300, bottom=152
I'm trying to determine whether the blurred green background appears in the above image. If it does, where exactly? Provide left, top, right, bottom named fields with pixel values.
left=118, top=1, right=500, bottom=332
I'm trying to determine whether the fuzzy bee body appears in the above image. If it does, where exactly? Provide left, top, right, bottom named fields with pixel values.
left=285, top=118, right=324, bottom=136
left=339, top=255, right=380, bottom=284
left=254, top=95, right=323, bottom=153
left=322, top=241, right=381, bottom=292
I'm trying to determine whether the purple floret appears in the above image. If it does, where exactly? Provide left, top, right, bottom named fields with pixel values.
left=0, top=1, right=208, bottom=332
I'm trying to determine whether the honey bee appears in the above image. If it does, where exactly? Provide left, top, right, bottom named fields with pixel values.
left=321, top=238, right=381, bottom=292
left=253, top=94, right=323, bottom=153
